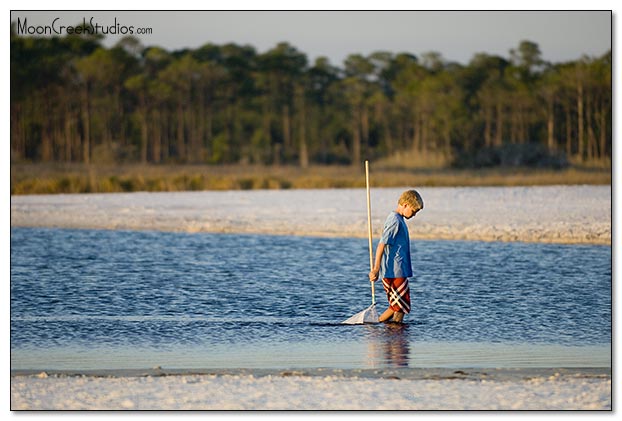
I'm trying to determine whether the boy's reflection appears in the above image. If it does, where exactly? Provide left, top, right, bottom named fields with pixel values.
left=382, top=323, right=410, bottom=367
left=365, top=323, right=410, bottom=368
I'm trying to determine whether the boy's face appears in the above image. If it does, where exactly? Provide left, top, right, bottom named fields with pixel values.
left=401, top=204, right=421, bottom=219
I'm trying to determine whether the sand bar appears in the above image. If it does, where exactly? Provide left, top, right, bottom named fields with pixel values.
left=10, top=185, right=611, bottom=245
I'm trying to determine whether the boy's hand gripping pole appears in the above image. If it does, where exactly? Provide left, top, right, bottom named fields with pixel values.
left=366, top=160, right=375, bottom=305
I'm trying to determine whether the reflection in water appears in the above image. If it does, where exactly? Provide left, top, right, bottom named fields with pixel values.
left=365, top=323, right=411, bottom=368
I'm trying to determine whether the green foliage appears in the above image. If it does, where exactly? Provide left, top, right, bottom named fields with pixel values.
left=10, top=28, right=612, bottom=169
left=452, top=144, right=569, bottom=169
left=210, top=132, right=230, bottom=164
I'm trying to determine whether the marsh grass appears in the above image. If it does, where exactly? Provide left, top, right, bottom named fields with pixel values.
left=10, top=162, right=611, bottom=195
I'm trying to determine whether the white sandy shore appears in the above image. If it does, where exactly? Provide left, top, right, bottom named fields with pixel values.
left=10, top=185, right=611, bottom=244
left=10, top=371, right=611, bottom=410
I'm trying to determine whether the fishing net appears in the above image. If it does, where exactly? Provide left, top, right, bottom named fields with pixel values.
left=342, top=161, right=380, bottom=325
left=342, top=303, right=378, bottom=324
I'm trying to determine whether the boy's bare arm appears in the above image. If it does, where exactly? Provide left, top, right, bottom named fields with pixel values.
left=369, top=242, right=386, bottom=282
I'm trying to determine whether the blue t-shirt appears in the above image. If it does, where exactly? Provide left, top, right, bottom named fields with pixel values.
left=380, top=211, right=413, bottom=279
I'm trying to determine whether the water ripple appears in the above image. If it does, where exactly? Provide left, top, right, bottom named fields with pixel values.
left=11, top=228, right=611, bottom=369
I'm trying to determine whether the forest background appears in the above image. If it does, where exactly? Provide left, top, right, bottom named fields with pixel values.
left=10, top=23, right=611, bottom=194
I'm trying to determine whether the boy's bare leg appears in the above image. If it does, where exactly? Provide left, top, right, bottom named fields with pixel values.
left=391, top=311, right=404, bottom=323
left=378, top=308, right=394, bottom=322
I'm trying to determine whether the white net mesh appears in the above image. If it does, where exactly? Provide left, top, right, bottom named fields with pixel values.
left=342, top=304, right=379, bottom=324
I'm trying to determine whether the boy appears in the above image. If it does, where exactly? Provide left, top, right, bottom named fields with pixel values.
left=369, top=190, right=424, bottom=323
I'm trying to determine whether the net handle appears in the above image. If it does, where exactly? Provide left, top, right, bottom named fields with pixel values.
left=365, top=160, right=375, bottom=305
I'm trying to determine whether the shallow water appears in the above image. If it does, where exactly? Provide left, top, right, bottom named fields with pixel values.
left=10, top=228, right=611, bottom=371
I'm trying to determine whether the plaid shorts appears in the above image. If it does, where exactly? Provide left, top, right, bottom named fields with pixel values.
left=382, top=277, right=411, bottom=314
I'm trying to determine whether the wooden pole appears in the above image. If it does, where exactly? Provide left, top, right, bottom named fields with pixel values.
left=365, top=160, right=375, bottom=304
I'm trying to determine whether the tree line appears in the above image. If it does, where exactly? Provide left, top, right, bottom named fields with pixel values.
left=10, top=24, right=612, bottom=168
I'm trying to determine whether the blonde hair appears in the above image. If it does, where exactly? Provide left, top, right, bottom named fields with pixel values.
left=398, top=189, right=424, bottom=211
